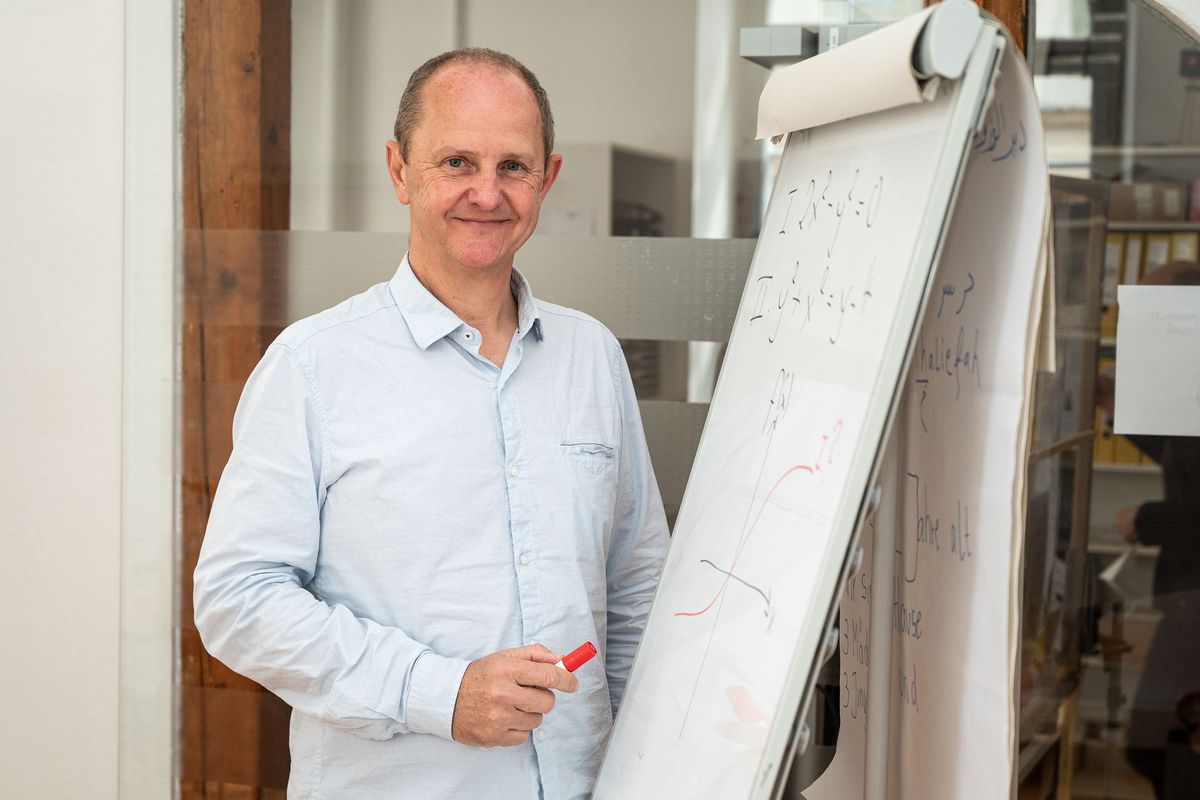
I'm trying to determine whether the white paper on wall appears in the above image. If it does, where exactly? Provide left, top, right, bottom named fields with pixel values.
left=1114, top=285, right=1200, bottom=437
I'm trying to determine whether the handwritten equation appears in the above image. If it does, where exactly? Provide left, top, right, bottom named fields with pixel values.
left=839, top=515, right=873, bottom=722
left=900, top=472, right=974, bottom=580
left=913, top=271, right=984, bottom=433
left=777, top=169, right=883, bottom=252
left=750, top=166, right=886, bottom=347
left=972, top=100, right=1027, bottom=163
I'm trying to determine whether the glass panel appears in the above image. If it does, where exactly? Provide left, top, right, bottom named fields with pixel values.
left=1022, top=451, right=1075, bottom=736
left=1032, top=179, right=1106, bottom=453
left=1036, top=3, right=1200, bottom=796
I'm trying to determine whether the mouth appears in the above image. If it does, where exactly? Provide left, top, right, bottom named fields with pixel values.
left=454, top=217, right=513, bottom=228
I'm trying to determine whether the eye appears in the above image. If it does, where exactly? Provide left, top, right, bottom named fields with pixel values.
left=446, top=157, right=465, bottom=168
left=503, top=161, right=523, bottom=171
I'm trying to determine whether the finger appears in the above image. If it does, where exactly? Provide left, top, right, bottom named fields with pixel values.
left=505, top=709, right=543, bottom=731
left=528, top=643, right=564, bottom=664
left=512, top=686, right=556, bottom=715
left=500, top=728, right=532, bottom=747
left=509, top=643, right=563, bottom=664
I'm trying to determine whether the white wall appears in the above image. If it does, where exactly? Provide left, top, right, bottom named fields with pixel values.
left=291, top=0, right=457, bottom=232
left=0, top=1, right=126, bottom=798
left=291, top=0, right=698, bottom=232
left=467, top=0, right=697, bottom=161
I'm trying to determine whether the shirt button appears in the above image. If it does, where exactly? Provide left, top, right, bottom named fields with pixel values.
left=463, top=331, right=474, bottom=340
left=510, top=465, right=519, bottom=477
left=537, top=730, right=545, bottom=741
left=519, top=554, right=529, bottom=565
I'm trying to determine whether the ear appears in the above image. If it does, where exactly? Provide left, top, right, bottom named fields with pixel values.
left=385, top=140, right=412, bottom=206
left=539, top=153, right=563, bottom=202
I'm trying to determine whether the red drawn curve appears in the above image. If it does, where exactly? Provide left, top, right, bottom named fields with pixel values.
left=674, top=463, right=813, bottom=617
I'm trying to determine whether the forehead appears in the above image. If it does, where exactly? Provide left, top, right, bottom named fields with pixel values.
left=416, top=63, right=542, bottom=154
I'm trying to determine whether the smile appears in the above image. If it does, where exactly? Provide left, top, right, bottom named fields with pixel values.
left=455, top=218, right=513, bottom=226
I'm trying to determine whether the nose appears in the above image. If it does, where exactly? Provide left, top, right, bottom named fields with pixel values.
left=467, top=166, right=504, bottom=210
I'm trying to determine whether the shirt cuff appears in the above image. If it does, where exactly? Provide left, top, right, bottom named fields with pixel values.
left=404, top=650, right=471, bottom=740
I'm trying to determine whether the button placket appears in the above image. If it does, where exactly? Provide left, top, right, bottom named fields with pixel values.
left=496, top=368, right=543, bottom=656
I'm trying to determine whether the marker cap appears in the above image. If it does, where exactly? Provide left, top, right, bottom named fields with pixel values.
left=559, top=642, right=597, bottom=672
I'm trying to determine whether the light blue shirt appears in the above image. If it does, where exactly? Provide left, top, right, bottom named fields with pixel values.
left=193, top=255, right=669, bottom=799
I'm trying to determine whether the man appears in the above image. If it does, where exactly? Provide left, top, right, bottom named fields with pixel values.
left=1096, top=260, right=1200, bottom=798
left=194, top=48, right=669, bottom=799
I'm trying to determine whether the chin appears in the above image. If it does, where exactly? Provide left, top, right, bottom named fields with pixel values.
left=453, top=239, right=517, bottom=271
left=451, top=237, right=520, bottom=272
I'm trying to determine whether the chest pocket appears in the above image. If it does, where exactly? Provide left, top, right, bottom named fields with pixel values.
left=560, top=437, right=616, bottom=477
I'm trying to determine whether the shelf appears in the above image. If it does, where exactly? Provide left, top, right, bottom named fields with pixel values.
left=1092, top=461, right=1162, bottom=474
left=1087, top=543, right=1161, bottom=557
left=1092, top=145, right=1200, bottom=158
left=1107, top=220, right=1200, bottom=232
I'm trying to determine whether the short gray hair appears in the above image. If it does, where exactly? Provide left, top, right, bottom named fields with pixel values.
left=393, top=48, right=555, bottom=167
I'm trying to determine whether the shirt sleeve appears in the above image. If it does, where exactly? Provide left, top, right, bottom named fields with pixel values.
left=193, top=343, right=469, bottom=742
left=604, top=344, right=670, bottom=716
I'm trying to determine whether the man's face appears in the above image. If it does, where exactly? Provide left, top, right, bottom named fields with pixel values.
left=387, top=64, right=561, bottom=275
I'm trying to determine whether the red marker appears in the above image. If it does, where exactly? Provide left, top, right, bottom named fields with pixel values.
left=554, top=642, right=597, bottom=672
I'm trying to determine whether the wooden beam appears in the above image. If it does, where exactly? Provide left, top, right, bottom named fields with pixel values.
left=182, top=1, right=291, bottom=796
left=927, top=0, right=1027, bottom=54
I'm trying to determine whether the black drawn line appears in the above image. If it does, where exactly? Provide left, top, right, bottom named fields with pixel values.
left=699, top=560, right=772, bottom=613
left=955, top=273, right=974, bottom=314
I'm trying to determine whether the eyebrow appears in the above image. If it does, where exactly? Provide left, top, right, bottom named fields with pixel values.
left=430, top=147, right=539, bottom=165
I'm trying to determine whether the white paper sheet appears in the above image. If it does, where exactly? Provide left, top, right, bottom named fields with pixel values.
left=756, top=7, right=935, bottom=140
left=1114, top=285, right=1200, bottom=436
left=595, top=78, right=961, bottom=800
left=893, top=41, right=1046, bottom=798
left=800, top=41, right=1048, bottom=800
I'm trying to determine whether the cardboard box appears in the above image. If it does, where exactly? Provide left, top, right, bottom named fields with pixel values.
left=1108, top=181, right=1190, bottom=221
left=1156, top=182, right=1188, bottom=220
left=1109, top=182, right=1139, bottom=220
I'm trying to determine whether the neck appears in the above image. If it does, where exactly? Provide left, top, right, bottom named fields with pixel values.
left=407, top=241, right=519, bottom=366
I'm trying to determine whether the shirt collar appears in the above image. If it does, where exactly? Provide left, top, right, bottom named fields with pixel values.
left=509, top=264, right=544, bottom=344
left=389, top=253, right=543, bottom=350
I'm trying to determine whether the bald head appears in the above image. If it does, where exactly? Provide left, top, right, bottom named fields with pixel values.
left=394, top=48, right=554, bottom=167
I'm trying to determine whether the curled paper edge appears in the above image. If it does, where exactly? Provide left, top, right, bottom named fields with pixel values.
left=756, top=6, right=936, bottom=140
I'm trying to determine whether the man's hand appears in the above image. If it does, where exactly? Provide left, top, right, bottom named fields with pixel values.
left=451, top=644, right=579, bottom=748
left=1117, top=506, right=1140, bottom=544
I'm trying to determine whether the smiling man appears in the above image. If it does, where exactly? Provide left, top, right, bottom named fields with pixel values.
left=193, top=49, right=669, bottom=799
